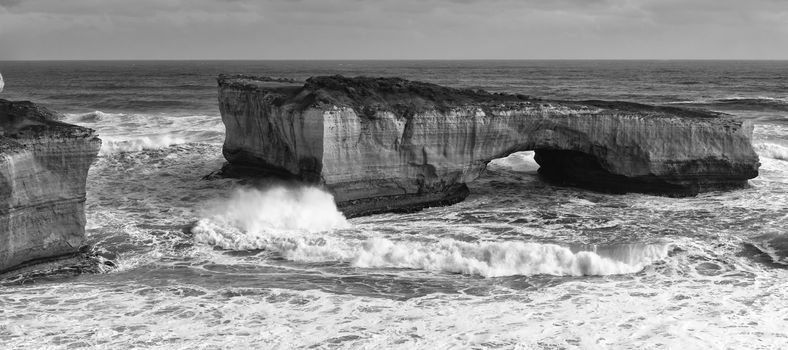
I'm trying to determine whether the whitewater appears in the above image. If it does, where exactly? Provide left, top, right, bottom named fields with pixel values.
left=0, top=60, right=786, bottom=349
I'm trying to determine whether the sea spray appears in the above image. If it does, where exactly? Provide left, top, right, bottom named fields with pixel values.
left=192, top=186, right=351, bottom=253
left=99, top=135, right=189, bottom=154
left=754, top=142, right=788, bottom=161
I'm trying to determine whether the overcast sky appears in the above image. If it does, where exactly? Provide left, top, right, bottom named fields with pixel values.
left=1, top=0, right=786, bottom=60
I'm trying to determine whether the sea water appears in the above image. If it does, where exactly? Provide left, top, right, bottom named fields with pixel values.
left=0, top=60, right=786, bottom=349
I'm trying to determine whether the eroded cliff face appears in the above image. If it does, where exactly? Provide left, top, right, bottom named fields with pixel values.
left=0, top=100, right=101, bottom=272
left=218, top=75, right=759, bottom=217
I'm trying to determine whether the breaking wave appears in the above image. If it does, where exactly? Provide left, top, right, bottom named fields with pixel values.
left=192, top=186, right=669, bottom=277
left=99, top=135, right=188, bottom=154
left=192, top=186, right=350, bottom=251
left=754, top=142, right=788, bottom=161
left=351, top=238, right=670, bottom=277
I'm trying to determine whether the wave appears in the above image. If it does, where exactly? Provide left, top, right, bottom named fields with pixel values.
left=196, top=228, right=669, bottom=277
left=666, top=96, right=788, bottom=111
left=100, top=135, right=188, bottom=154
left=62, top=110, right=225, bottom=154
left=716, top=96, right=788, bottom=104
left=351, top=238, right=669, bottom=277
left=754, top=142, right=788, bottom=161
left=191, top=186, right=669, bottom=277
left=747, top=234, right=788, bottom=266
left=66, top=110, right=125, bottom=123
left=192, top=186, right=350, bottom=251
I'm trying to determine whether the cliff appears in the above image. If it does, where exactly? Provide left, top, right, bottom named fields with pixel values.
left=0, top=100, right=101, bottom=273
left=217, top=75, right=760, bottom=217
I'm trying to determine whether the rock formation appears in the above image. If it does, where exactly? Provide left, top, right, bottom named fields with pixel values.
left=217, top=75, right=760, bottom=217
left=0, top=100, right=101, bottom=273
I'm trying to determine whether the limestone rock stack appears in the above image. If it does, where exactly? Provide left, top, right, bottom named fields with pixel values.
left=1, top=100, right=101, bottom=272
left=217, top=75, right=759, bottom=217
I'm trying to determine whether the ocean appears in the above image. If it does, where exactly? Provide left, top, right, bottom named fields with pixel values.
left=0, top=60, right=786, bottom=349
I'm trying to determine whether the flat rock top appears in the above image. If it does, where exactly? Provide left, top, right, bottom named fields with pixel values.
left=219, top=74, right=531, bottom=114
left=0, top=99, right=97, bottom=153
left=218, top=74, right=732, bottom=122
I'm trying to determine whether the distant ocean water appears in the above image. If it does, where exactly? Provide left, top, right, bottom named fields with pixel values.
left=0, top=60, right=786, bottom=349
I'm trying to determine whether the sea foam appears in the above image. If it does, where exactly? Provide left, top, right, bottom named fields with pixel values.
left=192, top=186, right=351, bottom=252
left=99, top=135, right=189, bottom=154
left=667, top=96, right=788, bottom=106
left=192, top=186, right=667, bottom=277
left=754, top=142, right=788, bottom=161
left=352, top=238, right=669, bottom=277
left=64, top=111, right=225, bottom=154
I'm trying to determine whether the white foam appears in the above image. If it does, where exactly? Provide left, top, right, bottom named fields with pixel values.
left=722, top=96, right=788, bottom=103
left=666, top=96, right=788, bottom=105
left=99, top=135, right=189, bottom=154
left=352, top=238, right=668, bottom=277
left=192, top=186, right=667, bottom=277
left=192, top=186, right=351, bottom=252
left=4, top=278, right=785, bottom=350
left=754, top=123, right=788, bottom=137
left=754, top=142, right=788, bottom=161
left=108, top=250, right=164, bottom=273
left=64, top=111, right=225, bottom=154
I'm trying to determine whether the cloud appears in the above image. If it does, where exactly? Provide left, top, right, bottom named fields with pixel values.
left=0, top=0, right=786, bottom=59
left=0, top=0, right=22, bottom=8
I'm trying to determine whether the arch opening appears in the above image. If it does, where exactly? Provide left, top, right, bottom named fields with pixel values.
left=483, top=148, right=692, bottom=196
left=533, top=149, right=694, bottom=195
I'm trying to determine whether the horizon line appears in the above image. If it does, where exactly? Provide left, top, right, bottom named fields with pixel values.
left=2, top=58, right=788, bottom=62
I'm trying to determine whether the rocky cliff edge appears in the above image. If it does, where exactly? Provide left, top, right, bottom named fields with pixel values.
left=1, top=100, right=101, bottom=273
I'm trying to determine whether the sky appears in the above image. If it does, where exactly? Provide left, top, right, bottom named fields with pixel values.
left=0, top=0, right=787, bottom=60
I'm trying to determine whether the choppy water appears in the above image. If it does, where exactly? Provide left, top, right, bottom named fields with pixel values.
left=0, top=61, right=786, bottom=349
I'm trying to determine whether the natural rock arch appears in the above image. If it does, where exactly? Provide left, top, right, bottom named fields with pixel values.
left=216, top=75, right=759, bottom=217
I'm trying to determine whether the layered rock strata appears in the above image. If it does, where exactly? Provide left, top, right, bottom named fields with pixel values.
left=218, top=75, right=759, bottom=217
left=0, top=100, right=101, bottom=272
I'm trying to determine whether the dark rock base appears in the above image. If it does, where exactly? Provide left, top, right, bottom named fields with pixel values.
left=0, top=246, right=115, bottom=284
left=337, top=184, right=470, bottom=218
left=534, top=149, right=752, bottom=196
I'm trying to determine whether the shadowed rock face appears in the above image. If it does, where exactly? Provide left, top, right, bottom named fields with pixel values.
left=0, top=100, right=101, bottom=272
left=217, top=75, right=760, bottom=217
